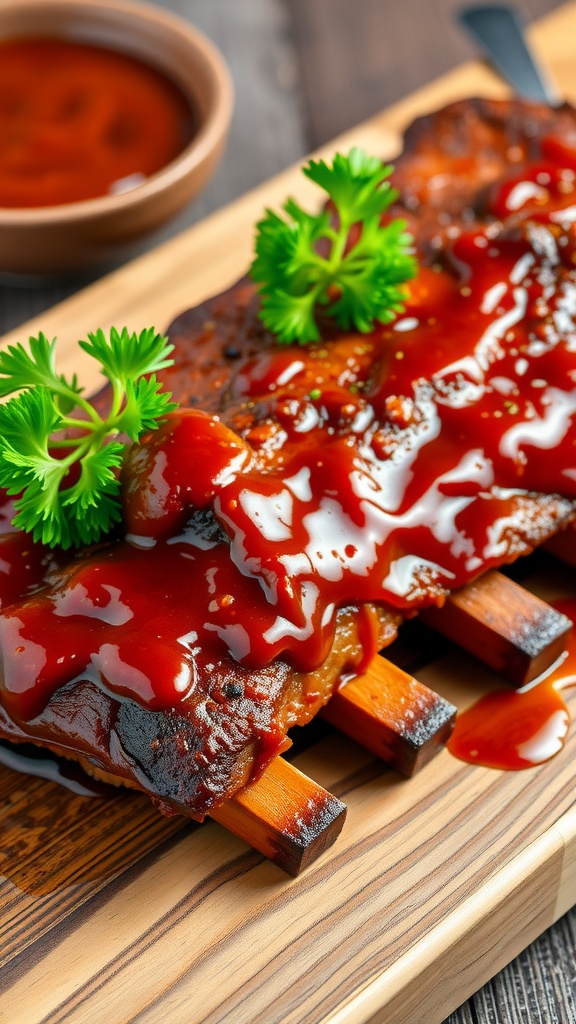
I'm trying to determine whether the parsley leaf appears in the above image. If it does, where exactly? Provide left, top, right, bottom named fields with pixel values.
left=250, top=147, right=417, bottom=344
left=0, top=328, right=176, bottom=549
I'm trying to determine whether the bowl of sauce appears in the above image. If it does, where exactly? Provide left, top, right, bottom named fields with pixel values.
left=0, top=0, right=233, bottom=274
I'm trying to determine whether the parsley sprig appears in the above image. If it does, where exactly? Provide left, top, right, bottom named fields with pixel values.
left=0, top=327, right=176, bottom=549
left=250, top=148, right=417, bottom=344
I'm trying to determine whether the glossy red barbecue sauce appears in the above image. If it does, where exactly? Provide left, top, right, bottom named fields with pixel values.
left=449, top=598, right=576, bottom=770
left=1, top=138, right=576, bottom=745
left=0, top=38, right=195, bottom=207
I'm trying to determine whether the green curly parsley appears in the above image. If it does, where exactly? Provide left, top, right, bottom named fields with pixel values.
left=250, top=147, right=417, bottom=344
left=0, top=327, right=176, bottom=549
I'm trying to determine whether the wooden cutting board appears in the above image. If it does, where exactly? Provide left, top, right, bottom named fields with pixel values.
left=2, top=4, right=576, bottom=1021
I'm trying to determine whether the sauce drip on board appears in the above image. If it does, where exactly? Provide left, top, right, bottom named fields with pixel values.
left=0, top=129, right=576, bottom=774
left=0, top=37, right=195, bottom=208
left=448, top=597, right=576, bottom=770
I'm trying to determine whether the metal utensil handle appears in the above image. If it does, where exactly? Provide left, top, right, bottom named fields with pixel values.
left=459, top=4, right=560, bottom=104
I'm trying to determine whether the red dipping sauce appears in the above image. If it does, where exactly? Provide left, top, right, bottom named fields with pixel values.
left=0, top=37, right=196, bottom=208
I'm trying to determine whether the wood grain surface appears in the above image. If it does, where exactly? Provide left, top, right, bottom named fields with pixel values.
left=2, top=561, right=576, bottom=1024
left=1, top=2, right=576, bottom=1022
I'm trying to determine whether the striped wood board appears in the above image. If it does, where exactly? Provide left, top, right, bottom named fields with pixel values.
left=2, top=4, right=576, bottom=1021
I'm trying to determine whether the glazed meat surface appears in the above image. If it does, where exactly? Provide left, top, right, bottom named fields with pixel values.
left=1, top=97, right=576, bottom=819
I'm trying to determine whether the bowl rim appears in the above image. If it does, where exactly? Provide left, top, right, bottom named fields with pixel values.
left=0, top=0, right=234, bottom=224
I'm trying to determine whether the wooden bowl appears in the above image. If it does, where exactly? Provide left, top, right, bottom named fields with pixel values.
left=0, top=0, right=233, bottom=275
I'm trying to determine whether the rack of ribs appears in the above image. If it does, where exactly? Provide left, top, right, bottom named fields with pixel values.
left=1, top=96, right=575, bottom=874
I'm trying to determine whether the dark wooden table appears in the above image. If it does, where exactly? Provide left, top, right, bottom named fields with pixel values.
left=1, top=1, right=575, bottom=1020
